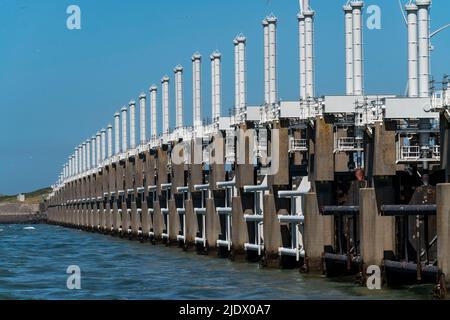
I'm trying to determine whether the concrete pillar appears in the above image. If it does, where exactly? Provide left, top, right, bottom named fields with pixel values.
left=235, top=124, right=254, bottom=189
left=121, top=191, right=129, bottom=235
left=98, top=194, right=105, bottom=230
left=184, top=198, right=197, bottom=246
left=152, top=199, right=163, bottom=240
left=188, top=139, right=203, bottom=192
left=263, top=193, right=284, bottom=267
left=303, top=192, right=334, bottom=270
left=141, top=194, right=151, bottom=237
left=312, top=117, right=334, bottom=181
left=334, top=128, right=350, bottom=172
left=268, top=124, right=289, bottom=186
left=231, top=195, right=251, bottom=259
left=130, top=201, right=139, bottom=236
left=437, top=184, right=450, bottom=281
left=208, top=133, right=225, bottom=191
left=359, top=188, right=395, bottom=267
left=372, top=122, right=396, bottom=176
left=206, top=194, right=221, bottom=251
left=168, top=199, right=180, bottom=244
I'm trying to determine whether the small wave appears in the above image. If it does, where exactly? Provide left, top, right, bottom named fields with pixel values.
left=23, top=227, right=36, bottom=230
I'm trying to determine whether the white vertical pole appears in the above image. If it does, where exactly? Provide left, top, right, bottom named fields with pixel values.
left=267, top=15, right=277, bottom=105
left=234, top=39, right=240, bottom=117
left=86, top=140, right=91, bottom=170
left=263, top=19, right=270, bottom=104
left=91, top=136, right=96, bottom=167
left=96, top=132, right=101, bottom=166
left=351, top=1, right=364, bottom=96
left=161, top=76, right=170, bottom=135
left=417, top=0, right=431, bottom=98
left=81, top=143, right=86, bottom=173
left=304, top=9, right=315, bottom=98
left=129, top=100, right=136, bottom=149
left=174, top=66, right=184, bottom=129
left=237, top=35, right=247, bottom=115
left=121, top=107, right=127, bottom=153
left=74, top=147, right=79, bottom=175
left=211, top=55, right=216, bottom=122
left=101, top=128, right=106, bottom=161
left=192, top=53, right=202, bottom=127
left=139, top=94, right=146, bottom=144
left=298, top=13, right=306, bottom=100
left=107, top=124, right=113, bottom=158
left=344, top=5, right=354, bottom=95
left=406, top=3, right=419, bottom=98
left=114, top=113, right=120, bottom=155
left=150, top=86, right=158, bottom=139
left=210, top=51, right=222, bottom=121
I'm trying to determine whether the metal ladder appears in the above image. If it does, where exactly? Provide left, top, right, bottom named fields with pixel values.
left=216, top=178, right=236, bottom=251
left=126, top=188, right=134, bottom=235
left=148, top=185, right=157, bottom=238
left=118, top=190, right=125, bottom=233
left=277, top=177, right=310, bottom=261
left=243, top=179, right=269, bottom=256
left=109, top=191, right=116, bottom=232
left=176, top=186, right=189, bottom=243
left=194, top=184, right=210, bottom=247
left=136, top=187, right=145, bottom=236
left=160, top=183, right=172, bottom=240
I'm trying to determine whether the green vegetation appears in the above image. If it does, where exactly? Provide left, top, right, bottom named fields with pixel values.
left=0, top=187, right=51, bottom=204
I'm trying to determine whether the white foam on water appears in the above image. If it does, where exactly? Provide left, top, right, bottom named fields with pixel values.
left=23, top=227, right=36, bottom=230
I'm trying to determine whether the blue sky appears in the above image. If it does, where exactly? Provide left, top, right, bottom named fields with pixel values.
left=0, top=0, right=449, bottom=194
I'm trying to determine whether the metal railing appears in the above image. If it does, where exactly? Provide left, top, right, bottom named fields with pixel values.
left=397, top=144, right=441, bottom=163
left=243, top=182, right=269, bottom=256
left=335, top=137, right=363, bottom=152
left=289, top=138, right=308, bottom=153
left=431, top=90, right=449, bottom=111
left=216, top=178, right=236, bottom=251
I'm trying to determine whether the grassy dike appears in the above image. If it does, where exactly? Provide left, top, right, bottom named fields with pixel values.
left=0, top=187, right=50, bottom=224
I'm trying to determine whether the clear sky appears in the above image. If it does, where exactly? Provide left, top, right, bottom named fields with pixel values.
left=0, top=0, right=449, bottom=194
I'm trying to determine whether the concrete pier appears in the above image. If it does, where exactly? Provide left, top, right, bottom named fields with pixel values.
left=45, top=0, right=450, bottom=296
left=303, top=192, right=333, bottom=271
left=359, top=188, right=395, bottom=267
left=437, top=184, right=450, bottom=283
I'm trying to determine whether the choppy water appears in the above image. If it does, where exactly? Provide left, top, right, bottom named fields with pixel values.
left=0, top=224, right=434, bottom=300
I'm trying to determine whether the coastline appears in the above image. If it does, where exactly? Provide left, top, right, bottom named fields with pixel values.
left=0, top=203, right=47, bottom=224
